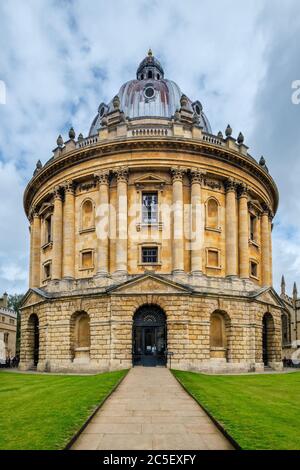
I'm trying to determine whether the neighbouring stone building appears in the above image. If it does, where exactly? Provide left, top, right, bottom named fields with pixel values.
left=20, top=51, right=285, bottom=373
left=0, top=293, right=17, bottom=362
left=280, top=276, right=300, bottom=359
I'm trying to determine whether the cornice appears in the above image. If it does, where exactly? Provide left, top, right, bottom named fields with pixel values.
left=23, top=137, right=279, bottom=216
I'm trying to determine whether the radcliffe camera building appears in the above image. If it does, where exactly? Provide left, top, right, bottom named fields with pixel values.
left=20, top=51, right=287, bottom=373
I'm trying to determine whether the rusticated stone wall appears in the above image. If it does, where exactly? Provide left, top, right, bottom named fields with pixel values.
left=19, top=290, right=283, bottom=373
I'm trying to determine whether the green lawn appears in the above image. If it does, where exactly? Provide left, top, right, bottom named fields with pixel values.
left=172, top=370, right=300, bottom=450
left=0, top=369, right=127, bottom=450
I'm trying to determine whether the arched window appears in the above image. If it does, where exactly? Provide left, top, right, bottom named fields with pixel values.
left=81, top=199, right=95, bottom=231
left=71, top=311, right=90, bottom=362
left=210, top=312, right=226, bottom=348
left=28, top=314, right=39, bottom=367
left=210, top=311, right=230, bottom=361
left=262, top=312, right=276, bottom=366
left=206, top=198, right=219, bottom=230
left=281, top=313, right=290, bottom=346
left=77, top=314, right=90, bottom=348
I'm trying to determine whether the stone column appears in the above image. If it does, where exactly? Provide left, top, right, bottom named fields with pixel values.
left=171, top=167, right=185, bottom=274
left=225, top=178, right=238, bottom=276
left=95, top=171, right=110, bottom=276
left=238, top=184, right=249, bottom=279
left=52, top=187, right=63, bottom=280
left=31, top=209, right=41, bottom=288
left=63, top=181, right=75, bottom=279
left=190, top=169, right=204, bottom=275
left=261, top=204, right=271, bottom=286
left=115, top=168, right=128, bottom=275
left=29, top=220, right=33, bottom=288
left=269, top=215, right=273, bottom=286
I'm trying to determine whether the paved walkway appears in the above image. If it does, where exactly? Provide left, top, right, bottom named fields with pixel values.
left=72, top=367, right=233, bottom=450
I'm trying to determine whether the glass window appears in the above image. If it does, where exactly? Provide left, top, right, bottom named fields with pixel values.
left=250, top=214, right=257, bottom=241
left=44, top=262, right=51, bottom=279
left=142, top=192, right=158, bottom=224
left=142, top=246, right=158, bottom=264
left=45, top=216, right=52, bottom=244
left=250, top=261, right=258, bottom=278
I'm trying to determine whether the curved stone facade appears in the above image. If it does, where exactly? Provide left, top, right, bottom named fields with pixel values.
left=20, top=52, right=283, bottom=373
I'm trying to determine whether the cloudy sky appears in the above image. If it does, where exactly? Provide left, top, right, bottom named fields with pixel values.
left=0, top=0, right=299, bottom=295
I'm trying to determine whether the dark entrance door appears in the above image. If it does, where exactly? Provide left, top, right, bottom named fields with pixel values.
left=133, top=305, right=167, bottom=367
left=262, top=315, right=268, bottom=366
left=34, top=321, right=39, bottom=367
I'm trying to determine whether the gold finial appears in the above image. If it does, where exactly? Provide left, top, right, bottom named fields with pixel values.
left=148, top=48, right=153, bottom=57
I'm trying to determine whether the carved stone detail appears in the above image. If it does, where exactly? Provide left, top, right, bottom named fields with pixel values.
left=115, top=167, right=129, bottom=184
left=224, top=177, right=237, bottom=193
left=237, top=182, right=248, bottom=198
left=190, top=169, right=205, bottom=185
left=95, top=170, right=110, bottom=186
left=171, top=167, right=186, bottom=182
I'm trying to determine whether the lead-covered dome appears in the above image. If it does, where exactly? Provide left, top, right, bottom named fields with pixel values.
left=89, top=50, right=212, bottom=136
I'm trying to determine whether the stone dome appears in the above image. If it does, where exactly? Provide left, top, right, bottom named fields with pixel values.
left=89, top=51, right=212, bottom=136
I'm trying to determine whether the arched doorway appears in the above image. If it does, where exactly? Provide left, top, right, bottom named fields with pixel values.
left=28, top=314, right=39, bottom=367
left=262, top=313, right=275, bottom=366
left=132, top=305, right=167, bottom=367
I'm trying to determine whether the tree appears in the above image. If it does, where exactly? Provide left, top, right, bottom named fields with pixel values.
left=8, top=294, right=24, bottom=356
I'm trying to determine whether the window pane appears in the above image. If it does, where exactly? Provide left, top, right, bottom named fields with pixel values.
left=142, top=247, right=158, bottom=263
left=142, top=193, right=158, bottom=224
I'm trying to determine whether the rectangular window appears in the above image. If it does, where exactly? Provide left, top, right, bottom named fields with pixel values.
left=207, top=249, right=219, bottom=268
left=250, top=214, right=257, bottom=242
left=4, top=332, right=9, bottom=344
left=45, top=216, right=52, bottom=244
left=142, top=246, right=158, bottom=264
left=81, top=251, right=93, bottom=269
left=142, top=192, right=158, bottom=224
left=9, top=319, right=14, bottom=325
left=1, top=316, right=5, bottom=322
left=44, top=262, right=52, bottom=280
left=250, top=261, right=258, bottom=278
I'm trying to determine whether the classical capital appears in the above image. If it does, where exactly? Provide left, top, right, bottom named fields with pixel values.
left=237, top=182, right=248, bottom=199
left=115, top=167, right=129, bottom=184
left=171, top=167, right=186, bottom=183
left=29, top=205, right=39, bottom=222
left=190, top=169, right=205, bottom=185
left=52, top=185, right=63, bottom=200
left=224, top=177, right=237, bottom=194
left=95, top=170, right=110, bottom=186
left=63, top=179, right=75, bottom=194
left=261, top=202, right=271, bottom=216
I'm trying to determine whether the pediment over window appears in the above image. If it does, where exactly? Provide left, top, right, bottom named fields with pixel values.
left=108, top=274, right=192, bottom=295
left=38, top=202, right=54, bottom=217
left=134, top=173, right=168, bottom=191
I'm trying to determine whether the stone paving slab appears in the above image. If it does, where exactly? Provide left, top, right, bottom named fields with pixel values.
left=71, top=367, right=233, bottom=451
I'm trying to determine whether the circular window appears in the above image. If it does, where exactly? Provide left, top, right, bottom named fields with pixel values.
left=99, top=106, right=106, bottom=117
left=195, top=104, right=201, bottom=116
left=144, top=86, right=155, bottom=99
